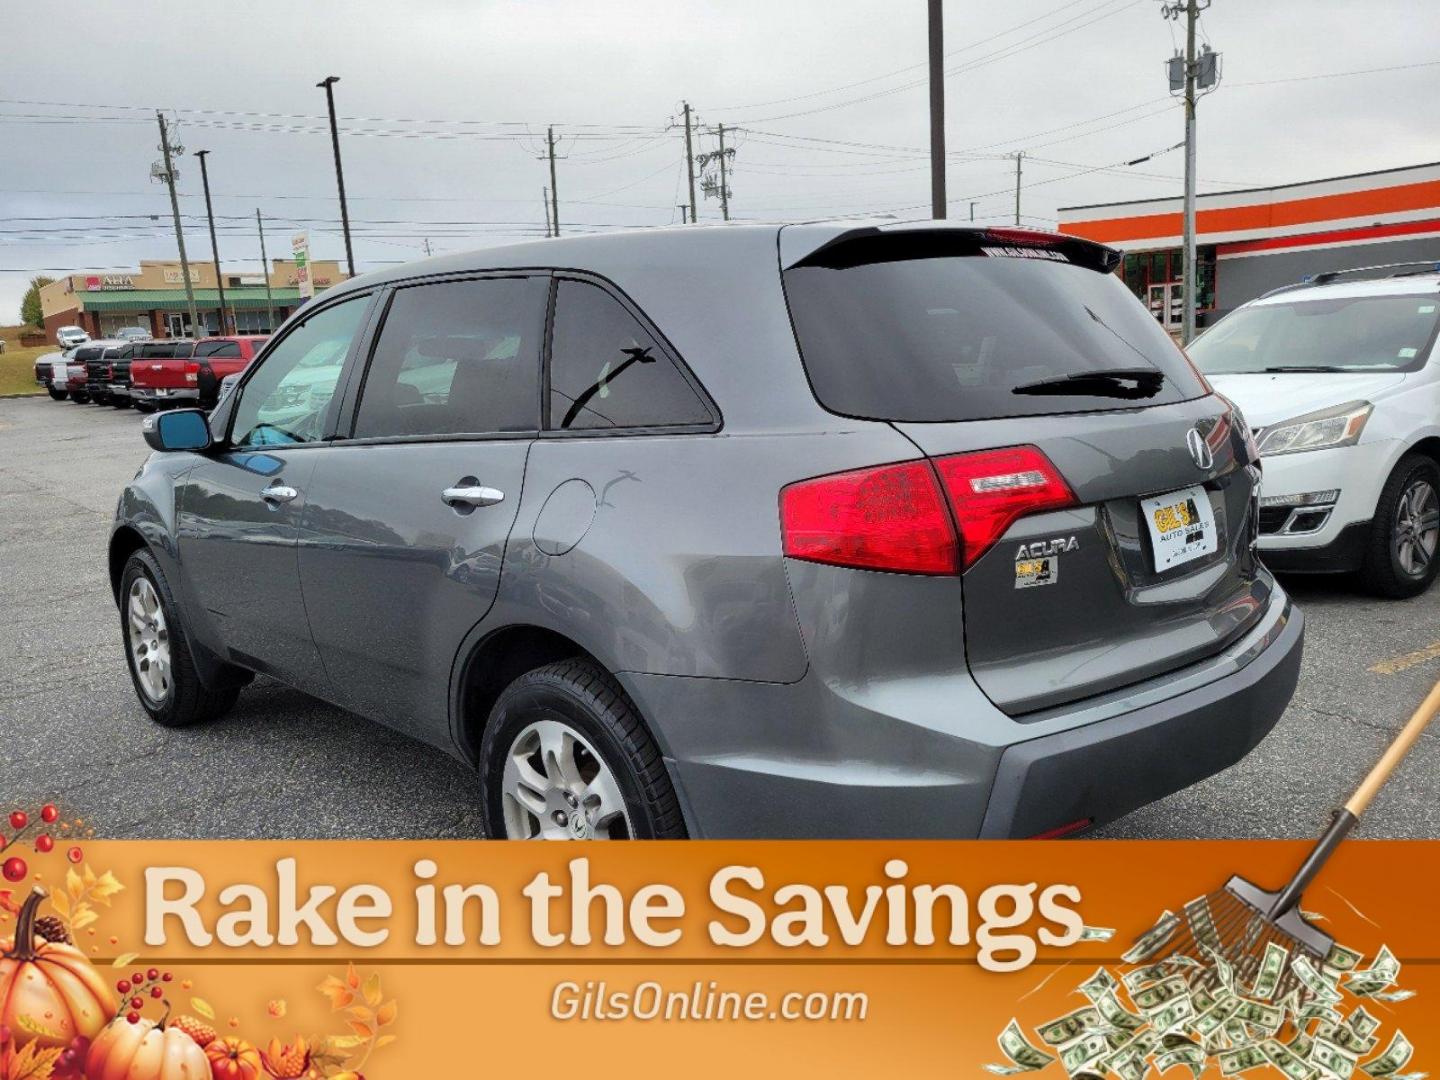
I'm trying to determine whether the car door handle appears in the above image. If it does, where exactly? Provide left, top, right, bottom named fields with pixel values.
left=261, top=483, right=300, bottom=505
left=442, top=485, right=505, bottom=508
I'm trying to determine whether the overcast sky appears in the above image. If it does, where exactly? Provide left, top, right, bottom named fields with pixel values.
left=2, top=0, right=1438, bottom=321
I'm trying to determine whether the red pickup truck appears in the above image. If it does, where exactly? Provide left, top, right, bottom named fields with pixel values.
left=129, top=335, right=267, bottom=411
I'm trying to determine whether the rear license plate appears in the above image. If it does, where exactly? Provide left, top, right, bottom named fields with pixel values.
left=156, top=389, right=170, bottom=397
left=1141, top=484, right=1217, bottom=571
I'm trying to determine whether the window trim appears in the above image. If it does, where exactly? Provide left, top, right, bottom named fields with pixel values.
left=219, top=288, right=382, bottom=451
left=541, top=270, right=721, bottom=438
left=331, top=270, right=550, bottom=447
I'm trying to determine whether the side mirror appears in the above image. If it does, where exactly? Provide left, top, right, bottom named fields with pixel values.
left=142, top=408, right=212, bottom=453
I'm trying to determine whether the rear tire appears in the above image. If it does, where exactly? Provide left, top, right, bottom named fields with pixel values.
left=112, top=396, right=133, bottom=409
left=47, top=387, right=67, bottom=401
left=478, top=659, right=686, bottom=840
left=119, top=548, right=240, bottom=727
left=1359, top=454, right=1440, bottom=599
left=71, top=391, right=89, bottom=404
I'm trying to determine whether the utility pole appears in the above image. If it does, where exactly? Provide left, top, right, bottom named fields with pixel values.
left=547, top=127, right=561, bottom=237
left=1013, top=151, right=1024, bottom=225
left=542, top=186, right=552, bottom=237
left=928, top=0, right=946, bottom=218
left=969, top=201, right=976, bottom=222
left=682, top=102, right=698, bottom=223
left=1162, top=0, right=1217, bottom=343
left=193, top=150, right=227, bottom=335
left=316, top=76, right=356, bottom=278
left=423, top=237, right=432, bottom=256
left=255, top=209, right=275, bottom=333
left=716, top=123, right=731, bottom=221
left=155, top=112, right=198, bottom=337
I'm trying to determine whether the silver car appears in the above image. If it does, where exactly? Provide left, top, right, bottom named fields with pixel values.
left=111, top=222, right=1303, bottom=839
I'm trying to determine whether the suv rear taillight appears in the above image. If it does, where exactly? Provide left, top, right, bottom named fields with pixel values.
left=781, top=446, right=1075, bottom=575
left=184, top=361, right=201, bottom=384
left=932, top=446, right=1076, bottom=569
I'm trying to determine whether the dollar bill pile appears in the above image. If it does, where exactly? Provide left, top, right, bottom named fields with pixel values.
left=985, top=909, right=1422, bottom=1080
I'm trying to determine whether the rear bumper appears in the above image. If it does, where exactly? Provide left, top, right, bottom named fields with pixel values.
left=977, top=598, right=1303, bottom=837
left=628, top=586, right=1302, bottom=839
left=130, top=387, right=199, bottom=404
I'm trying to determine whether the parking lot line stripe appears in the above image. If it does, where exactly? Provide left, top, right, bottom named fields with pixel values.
left=1369, top=640, right=1440, bottom=675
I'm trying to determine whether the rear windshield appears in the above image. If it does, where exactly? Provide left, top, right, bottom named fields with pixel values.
left=138, top=344, right=175, bottom=358
left=74, top=347, right=103, bottom=361
left=195, top=341, right=242, bottom=358
left=1189, top=293, right=1440, bottom=374
left=783, top=236, right=1206, bottom=422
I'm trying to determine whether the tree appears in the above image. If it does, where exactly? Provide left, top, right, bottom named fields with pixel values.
left=20, top=275, right=54, bottom=328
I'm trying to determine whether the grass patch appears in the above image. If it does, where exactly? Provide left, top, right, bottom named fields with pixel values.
left=0, top=325, right=53, bottom=397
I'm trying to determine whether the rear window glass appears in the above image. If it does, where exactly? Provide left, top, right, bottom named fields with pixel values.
left=75, top=347, right=103, bottom=361
left=138, top=344, right=175, bottom=358
left=1189, top=294, right=1440, bottom=374
left=195, top=341, right=242, bottom=358
left=782, top=234, right=1206, bottom=422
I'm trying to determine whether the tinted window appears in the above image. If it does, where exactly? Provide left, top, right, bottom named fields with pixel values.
left=354, top=277, right=546, bottom=439
left=75, top=347, right=103, bottom=361
left=171, top=342, right=195, bottom=358
left=230, top=296, right=369, bottom=447
left=548, top=281, right=710, bottom=430
left=195, top=341, right=242, bottom=358
left=782, top=235, right=1206, bottom=422
left=138, top=344, right=175, bottom=358
left=1190, top=295, right=1440, bottom=374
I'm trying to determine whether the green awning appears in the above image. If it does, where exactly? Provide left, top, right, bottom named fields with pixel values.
left=77, top=287, right=312, bottom=311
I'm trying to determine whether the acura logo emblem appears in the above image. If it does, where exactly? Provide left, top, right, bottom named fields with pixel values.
left=1187, top=427, right=1214, bottom=470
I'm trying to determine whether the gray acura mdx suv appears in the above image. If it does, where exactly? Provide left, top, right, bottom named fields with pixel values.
left=112, top=221, right=1303, bottom=840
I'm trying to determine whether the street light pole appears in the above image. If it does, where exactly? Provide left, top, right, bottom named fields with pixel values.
left=316, top=76, right=356, bottom=278
left=194, top=150, right=226, bottom=335
left=256, top=209, right=276, bottom=332
left=928, top=0, right=947, bottom=218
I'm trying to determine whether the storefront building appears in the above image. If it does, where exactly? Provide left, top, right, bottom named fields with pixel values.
left=39, top=258, right=348, bottom=343
left=1057, top=162, right=1440, bottom=331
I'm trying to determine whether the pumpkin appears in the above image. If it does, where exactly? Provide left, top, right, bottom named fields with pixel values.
left=206, top=1035, right=265, bottom=1080
left=86, top=1014, right=211, bottom=1080
left=0, top=887, right=115, bottom=1049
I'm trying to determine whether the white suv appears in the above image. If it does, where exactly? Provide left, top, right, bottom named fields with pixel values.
left=1190, top=263, right=1440, bottom=597
left=55, top=325, right=90, bottom=348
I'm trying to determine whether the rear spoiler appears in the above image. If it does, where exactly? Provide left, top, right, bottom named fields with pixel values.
left=784, top=224, right=1123, bottom=275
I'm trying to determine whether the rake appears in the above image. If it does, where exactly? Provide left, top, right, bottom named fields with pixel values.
left=1130, top=676, right=1440, bottom=1004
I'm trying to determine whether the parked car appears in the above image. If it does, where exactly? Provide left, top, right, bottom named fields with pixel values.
left=34, top=349, right=67, bottom=399
left=1191, top=263, right=1440, bottom=598
left=129, top=335, right=268, bottom=411
left=47, top=348, right=79, bottom=398
left=122, top=340, right=196, bottom=411
left=62, top=347, right=98, bottom=403
left=112, top=223, right=1302, bottom=840
left=81, top=340, right=131, bottom=405
left=55, top=325, right=90, bottom=348
left=113, top=326, right=153, bottom=343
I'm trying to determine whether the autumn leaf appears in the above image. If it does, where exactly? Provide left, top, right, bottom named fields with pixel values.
left=375, top=1000, right=397, bottom=1027
left=46, top=892, right=67, bottom=919
left=90, top=871, right=124, bottom=905
left=345, top=963, right=360, bottom=990
left=317, top=976, right=354, bottom=1011
left=82, top=864, right=97, bottom=890
left=70, top=907, right=98, bottom=932
left=322, top=1035, right=365, bottom=1053
left=346, top=1021, right=373, bottom=1040
left=111, top=952, right=138, bottom=968
left=65, top=869, right=83, bottom=903
left=191, top=998, right=216, bottom=1020
left=361, top=972, right=382, bottom=1007
left=14, top=1014, right=64, bottom=1041
left=3, top=1041, right=63, bottom=1080
left=374, top=1033, right=398, bottom=1050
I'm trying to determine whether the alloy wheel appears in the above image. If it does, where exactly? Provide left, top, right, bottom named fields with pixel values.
left=500, top=719, right=633, bottom=840
left=127, top=577, right=172, bottom=703
left=1394, top=478, right=1439, bottom=577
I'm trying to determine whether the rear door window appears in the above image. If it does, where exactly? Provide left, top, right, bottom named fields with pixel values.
left=195, top=341, right=242, bottom=358
left=782, top=232, right=1207, bottom=422
left=353, top=276, right=547, bottom=439
left=547, top=280, right=712, bottom=430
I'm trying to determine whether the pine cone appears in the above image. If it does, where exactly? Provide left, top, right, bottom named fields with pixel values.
left=33, top=915, right=70, bottom=944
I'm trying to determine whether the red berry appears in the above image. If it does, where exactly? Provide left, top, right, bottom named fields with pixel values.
left=41, top=805, right=59, bottom=824
left=147, top=968, right=159, bottom=981
left=35, top=835, right=54, bottom=853
left=8, top=811, right=26, bottom=831
left=126, top=1012, right=140, bottom=1025
left=117, top=980, right=131, bottom=994
left=150, top=987, right=163, bottom=999
left=130, top=996, right=143, bottom=1010
left=66, top=846, right=83, bottom=864
left=161, top=972, right=173, bottom=982
left=1, top=857, right=26, bottom=883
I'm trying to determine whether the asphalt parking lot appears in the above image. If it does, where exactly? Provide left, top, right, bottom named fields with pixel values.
left=1, top=394, right=1436, bottom=840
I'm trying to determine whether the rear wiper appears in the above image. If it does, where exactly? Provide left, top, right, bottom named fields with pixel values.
left=1262, top=366, right=1345, bottom=373
left=1012, top=367, right=1164, bottom=400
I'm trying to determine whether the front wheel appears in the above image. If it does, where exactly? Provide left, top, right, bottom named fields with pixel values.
left=111, top=396, right=133, bottom=409
left=47, top=387, right=67, bottom=401
left=479, top=660, right=686, bottom=840
left=1360, top=454, right=1440, bottom=598
left=71, top=391, right=90, bottom=404
left=120, top=549, right=240, bottom=726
